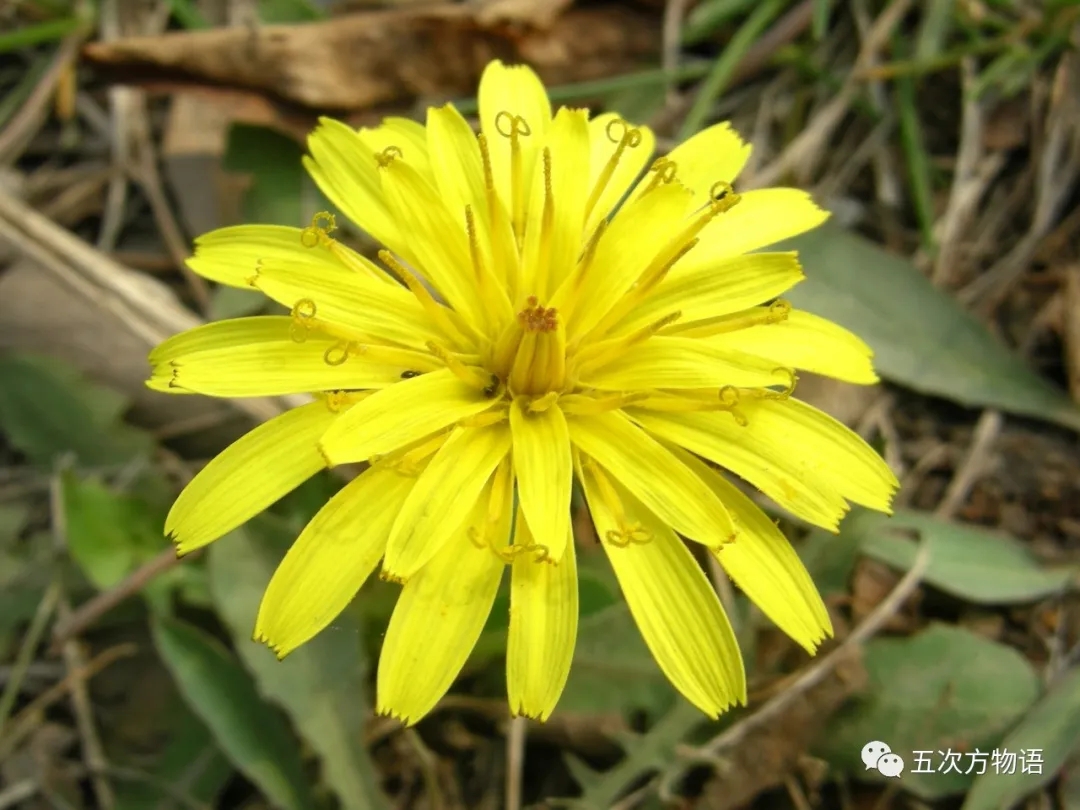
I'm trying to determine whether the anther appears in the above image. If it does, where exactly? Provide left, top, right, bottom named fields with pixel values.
left=375, top=145, right=403, bottom=168
left=301, top=211, right=337, bottom=247
left=586, top=118, right=644, bottom=222
left=768, top=299, right=792, bottom=321
left=426, top=341, right=492, bottom=390
left=638, top=157, right=678, bottom=197
left=290, top=298, right=317, bottom=343
left=494, top=111, right=531, bottom=139
left=708, top=180, right=741, bottom=213
left=325, top=390, right=348, bottom=412
left=518, top=296, right=559, bottom=333
left=323, top=341, right=352, bottom=367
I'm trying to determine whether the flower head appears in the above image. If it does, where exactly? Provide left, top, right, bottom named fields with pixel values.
left=150, top=61, right=898, bottom=724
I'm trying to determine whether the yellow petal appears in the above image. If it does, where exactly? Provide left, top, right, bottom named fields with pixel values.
left=566, top=181, right=693, bottom=340
left=186, top=224, right=378, bottom=289
left=679, top=189, right=829, bottom=274
left=521, top=107, right=591, bottom=297
left=319, top=370, right=495, bottom=464
left=707, top=309, right=879, bottom=384
left=579, top=336, right=788, bottom=391
left=377, top=155, right=487, bottom=329
left=509, top=400, right=572, bottom=561
left=427, top=104, right=486, bottom=215
left=359, top=117, right=431, bottom=182
left=616, top=253, right=804, bottom=334
left=652, top=121, right=751, bottom=202
left=630, top=398, right=897, bottom=530
left=303, top=118, right=397, bottom=247
left=585, top=112, right=656, bottom=236
left=670, top=448, right=832, bottom=652
left=508, top=514, right=577, bottom=720
left=569, top=411, right=735, bottom=546
left=385, top=423, right=511, bottom=580
left=377, top=494, right=508, bottom=725
left=147, top=317, right=417, bottom=397
left=478, top=60, right=552, bottom=218
left=579, top=464, right=745, bottom=716
left=249, top=254, right=442, bottom=350
left=254, top=464, right=416, bottom=657
left=166, top=401, right=335, bottom=554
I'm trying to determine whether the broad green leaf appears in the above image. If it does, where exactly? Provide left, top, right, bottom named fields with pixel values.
left=818, top=623, right=1040, bottom=798
left=63, top=472, right=167, bottom=590
left=856, top=510, right=1076, bottom=604
left=224, top=124, right=325, bottom=227
left=800, top=526, right=861, bottom=597
left=783, top=223, right=1080, bottom=432
left=962, top=667, right=1080, bottom=810
left=114, top=698, right=232, bottom=810
left=208, top=521, right=390, bottom=810
left=210, top=285, right=268, bottom=320
left=559, top=603, right=676, bottom=717
left=0, top=354, right=153, bottom=467
left=151, top=616, right=312, bottom=810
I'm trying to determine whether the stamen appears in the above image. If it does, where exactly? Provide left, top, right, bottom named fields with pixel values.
left=494, top=111, right=531, bottom=245
left=518, top=296, right=559, bottom=333
left=425, top=341, right=492, bottom=390
left=634, top=387, right=747, bottom=423
left=300, top=211, right=336, bottom=248
left=374, top=145, right=403, bottom=168
left=559, top=391, right=650, bottom=415
left=573, top=311, right=682, bottom=377
left=584, top=118, right=643, bottom=223
left=323, top=341, right=352, bottom=366
left=638, top=157, right=678, bottom=198
left=325, top=390, right=348, bottom=412
left=464, top=205, right=486, bottom=284
left=375, top=431, right=449, bottom=476
left=477, top=132, right=520, bottom=296
left=379, top=250, right=471, bottom=346
left=583, top=458, right=653, bottom=548
left=290, top=298, right=317, bottom=343
left=551, top=219, right=609, bottom=323
left=667, top=299, right=792, bottom=339
left=745, top=367, right=799, bottom=402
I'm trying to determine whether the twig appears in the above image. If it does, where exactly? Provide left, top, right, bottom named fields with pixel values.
left=959, top=50, right=1080, bottom=310
left=0, top=29, right=89, bottom=164
left=682, top=540, right=930, bottom=761
left=404, top=728, right=444, bottom=810
left=0, top=779, right=39, bottom=810
left=50, top=468, right=115, bottom=810
left=934, top=410, right=1004, bottom=519
left=0, top=186, right=292, bottom=424
left=0, top=580, right=60, bottom=736
left=749, top=0, right=913, bottom=189
left=51, top=546, right=193, bottom=647
left=96, top=0, right=134, bottom=254
left=661, top=0, right=690, bottom=105
left=505, top=715, right=527, bottom=810
left=0, top=644, right=136, bottom=762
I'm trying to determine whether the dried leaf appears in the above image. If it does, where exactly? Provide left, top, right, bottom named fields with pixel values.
left=81, top=5, right=656, bottom=111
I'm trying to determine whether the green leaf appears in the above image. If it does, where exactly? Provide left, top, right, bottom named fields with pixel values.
left=151, top=616, right=312, bottom=810
left=558, top=603, right=675, bottom=717
left=962, top=667, right=1080, bottom=810
left=818, top=624, right=1040, bottom=798
left=855, top=509, right=1075, bottom=604
left=783, top=223, right=1080, bottom=432
left=0, top=502, right=30, bottom=547
left=208, top=521, right=390, bottom=810
left=799, top=526, right=861, bottom=597
left=210, top=285, right=269, bottom=320
left=0, top=355, right=154, bottom=467
left=257, top=0, right=324, bottom=23
left=224, top=125, right=327, bottom=228
left=114, top=699, right=232, bottom=810
left=63, top=473, right=168, bottom=590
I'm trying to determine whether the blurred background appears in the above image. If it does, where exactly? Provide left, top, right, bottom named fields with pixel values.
left=1, top=0, right=1079, bottom=808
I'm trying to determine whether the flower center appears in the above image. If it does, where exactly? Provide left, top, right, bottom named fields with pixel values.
left=497, top=295, right=566, bottom=397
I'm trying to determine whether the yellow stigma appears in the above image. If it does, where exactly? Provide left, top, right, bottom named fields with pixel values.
left=508, top=296, right=566, bottom=396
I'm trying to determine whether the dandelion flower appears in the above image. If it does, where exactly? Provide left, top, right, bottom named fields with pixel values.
left=149, top=60, right=898, bottom=725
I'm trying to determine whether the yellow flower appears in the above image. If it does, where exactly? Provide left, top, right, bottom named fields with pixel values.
left=149, top=60, right=898, bottom=725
